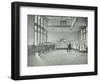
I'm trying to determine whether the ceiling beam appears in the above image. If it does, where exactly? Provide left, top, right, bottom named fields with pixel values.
left=70, top=17, right=77, bottom=29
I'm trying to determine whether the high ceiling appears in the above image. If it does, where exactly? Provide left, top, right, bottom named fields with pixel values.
left=44, top=16, right=87, bottom=32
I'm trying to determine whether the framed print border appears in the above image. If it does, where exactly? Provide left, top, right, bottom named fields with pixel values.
left=11, top=1, right=98, bottom=80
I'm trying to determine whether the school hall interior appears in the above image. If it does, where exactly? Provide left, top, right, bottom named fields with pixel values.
left=28, top=15, right=88, bottom=66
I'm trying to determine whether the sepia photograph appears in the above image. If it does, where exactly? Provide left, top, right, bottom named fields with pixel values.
left=27, top=15, right=88, bottom=66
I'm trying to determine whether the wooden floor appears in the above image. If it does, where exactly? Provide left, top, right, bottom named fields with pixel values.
left=28, top=49, right=88, bottom=66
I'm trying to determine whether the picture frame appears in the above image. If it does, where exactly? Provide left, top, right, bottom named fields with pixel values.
left=11, top=1, right=98, bottom=80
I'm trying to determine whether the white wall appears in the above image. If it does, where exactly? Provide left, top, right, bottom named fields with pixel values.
left=0, top=0, right=99, bottom=82
left=48, top=31, right=80, bottom=42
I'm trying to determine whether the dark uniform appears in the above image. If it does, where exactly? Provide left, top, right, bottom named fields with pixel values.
left=67, top=43, right=71, bottom=52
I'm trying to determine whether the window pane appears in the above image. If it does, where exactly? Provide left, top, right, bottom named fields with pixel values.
left=35, top=16, right=37, bottom=23
left=83, top=29, right=85, bottom=33
left=35, top=25, right=37, bottom=31
left=38, top=33, right=40, bottom=44
left=35, top=32, right=37, bottom=45
left=84, top=34, right=85, bottom=39
left=38, top=16, right=40, bottom=25
left=41, top=18, right=43, bottom=27
left=41, top=33, right=42, bottom=43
